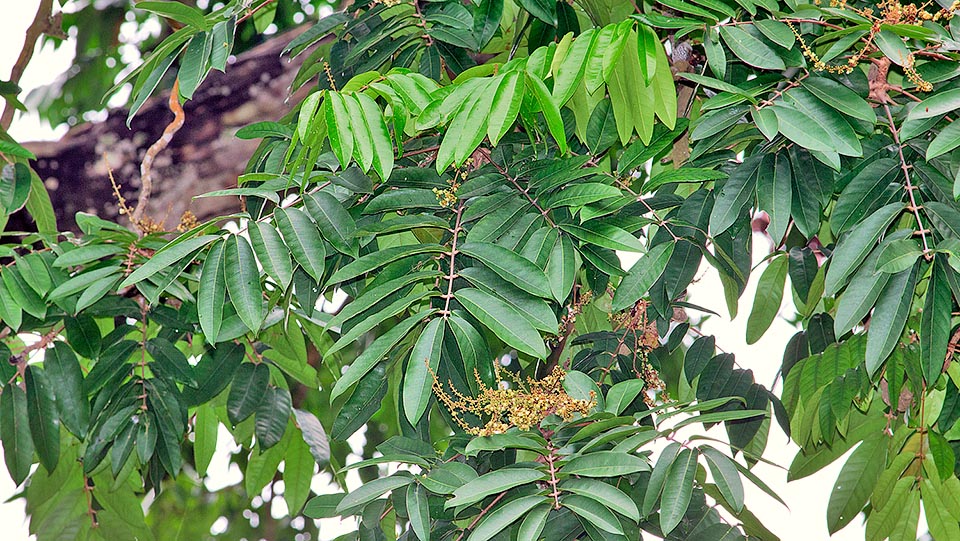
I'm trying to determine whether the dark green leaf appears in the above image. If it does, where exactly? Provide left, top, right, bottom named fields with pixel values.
left=403, top=318, right=445, bottom=425
left=255, top=386, right=291, bottom=449
left=25, top=366, right=59, bottom=472
left=455, top=288, right=546, bottom=358
left=227, top=363, right=269, bottom=425
left=1, top=383, right=34, bottom=485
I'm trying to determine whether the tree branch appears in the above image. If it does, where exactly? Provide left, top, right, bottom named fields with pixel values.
left=132, top=79, right=185, bottom=232
left=1, top=0, right=55, bottom=130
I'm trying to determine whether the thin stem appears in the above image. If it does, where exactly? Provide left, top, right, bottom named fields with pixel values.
left=456, top=492, right=507, bottom=541
left=440, top=201, right=465, bottom=319
left=758, top=72, right=809, bottom=109
left=882, top=103, right=931, bottom=260
left=237, top=0, right=278, bottom=24
left=544, top=442, right=562, bottom=509
left=481, top=148, right=555, bottom=227
left=133, top=79, right=185, bottom=232
left=1, top=0, right=54, bottom=129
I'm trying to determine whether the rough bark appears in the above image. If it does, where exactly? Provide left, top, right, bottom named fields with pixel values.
left=17, top=26, right=311, bottom=233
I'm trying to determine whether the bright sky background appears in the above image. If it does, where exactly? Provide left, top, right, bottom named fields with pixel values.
left=0, top=2, right=892, bottom=540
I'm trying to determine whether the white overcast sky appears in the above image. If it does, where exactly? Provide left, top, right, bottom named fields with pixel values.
left=0, top=1, right=889, bottom=539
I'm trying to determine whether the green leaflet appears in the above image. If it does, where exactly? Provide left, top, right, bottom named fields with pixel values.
left=921, top=256, right=951, bottom=385
left=827, top=433, right=887, bottom=534
left=460, top=242, right=553, bottom=299
left=224, top=234, right=263, bottom=333
left=562, top=478, right=639, bottom=521
left=255, top=386, right=291, bottom=450
left=487, top=72, right=524, bottom=145
left=337, top=474, right=413, bottom=514
left=1, top=383, right=34, bottom=485
left=545, top=233, right=576, bottom=303
left=446, top=468, right=545, bottom=508
left=118, top=235, right=219, bottom=289
left=562, top=450, right=649, bottom=477
left=563, top=494, right=624, bottom=535
left=525, top=72, right=568, bottom=154
left=927, top=118, right=960, bottom=160
left=456, top=288, right=547, bottom=358
left=875, top=238, right=921, bottom=274
left=402, top=317, right=444, bottom=425
left=561, top=221, right=644, bottom=252
left=865, top=262, right=918, bottom=375
left=325, top=292, right=436, bottom=358
left=326, top=93, right=354, bottom=169
left=193, top=403, right=217, bottom=477
left=611, top=242, right=674, bottom=311
left=197, top=239, right=226, bottom=341
left=274, top=207, right=326, bottom=282
left=45, top=343, right=89, bottom=439
left=710, top=154, right=762, bottom=235
left=303, top=191, right=359, bottom=258
left=328, top=244, right=446, bottom=284
left=406, top=484, right=431, bottom=541
left=25, top=366, right=59, bottom=472
left=824, top=202, right=903, bottom=297
left=467, top=495, right=546, bottom=541
left=802, top=77, right=876, bottom=123
left=755, top=152, right=792, bottom=243
left=248, top=220, right=294, bottom=289
left=745, top=254, right=787, bottom=344
left=720, top=26, right=784, bottom=70
left=700, top=445, right=744, bottom=512
left=660, top=448, right=699, bottom=534
left=227, top=363, right=270, bottom=425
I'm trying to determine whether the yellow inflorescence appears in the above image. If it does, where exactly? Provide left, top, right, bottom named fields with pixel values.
left=790, top=0, right=954, bottom=89
left=432, top=160, right=468, bottom=208
left=433, top=364, right=597, bottom=436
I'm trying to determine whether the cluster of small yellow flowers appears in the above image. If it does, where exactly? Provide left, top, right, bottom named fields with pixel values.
left=177, top=210, right=199, bottom=232
left=904, top=53, right=934, bottom=92
left=432, top=160, right=468, bottom=208
left=323, top=62, right=337, bottom=92
left=786, top=0, right=943, bottom=89
left=432, top=364, right=596, bottom=436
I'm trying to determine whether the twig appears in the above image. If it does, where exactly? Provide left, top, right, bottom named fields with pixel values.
left=133, top=79, right=185, bottom=233
left=544, top=442, right=562, bottom=509
left=455, top=492, right=507, bottom=541
left=237, top=0, right=278, bottom=24
left=439, top=201, right=465, bottom=319
left=882, top=102, right=931, bottom=260
left=480, top=148, right=555, bottom=227
left=0, top=0, right=55, bottom=130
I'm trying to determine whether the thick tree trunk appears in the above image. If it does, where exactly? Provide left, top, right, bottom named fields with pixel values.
left=17, top=26, right=311, bottom=233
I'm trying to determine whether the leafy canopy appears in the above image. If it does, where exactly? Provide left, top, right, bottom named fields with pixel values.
left=2, top=0, right=960, bottom=539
